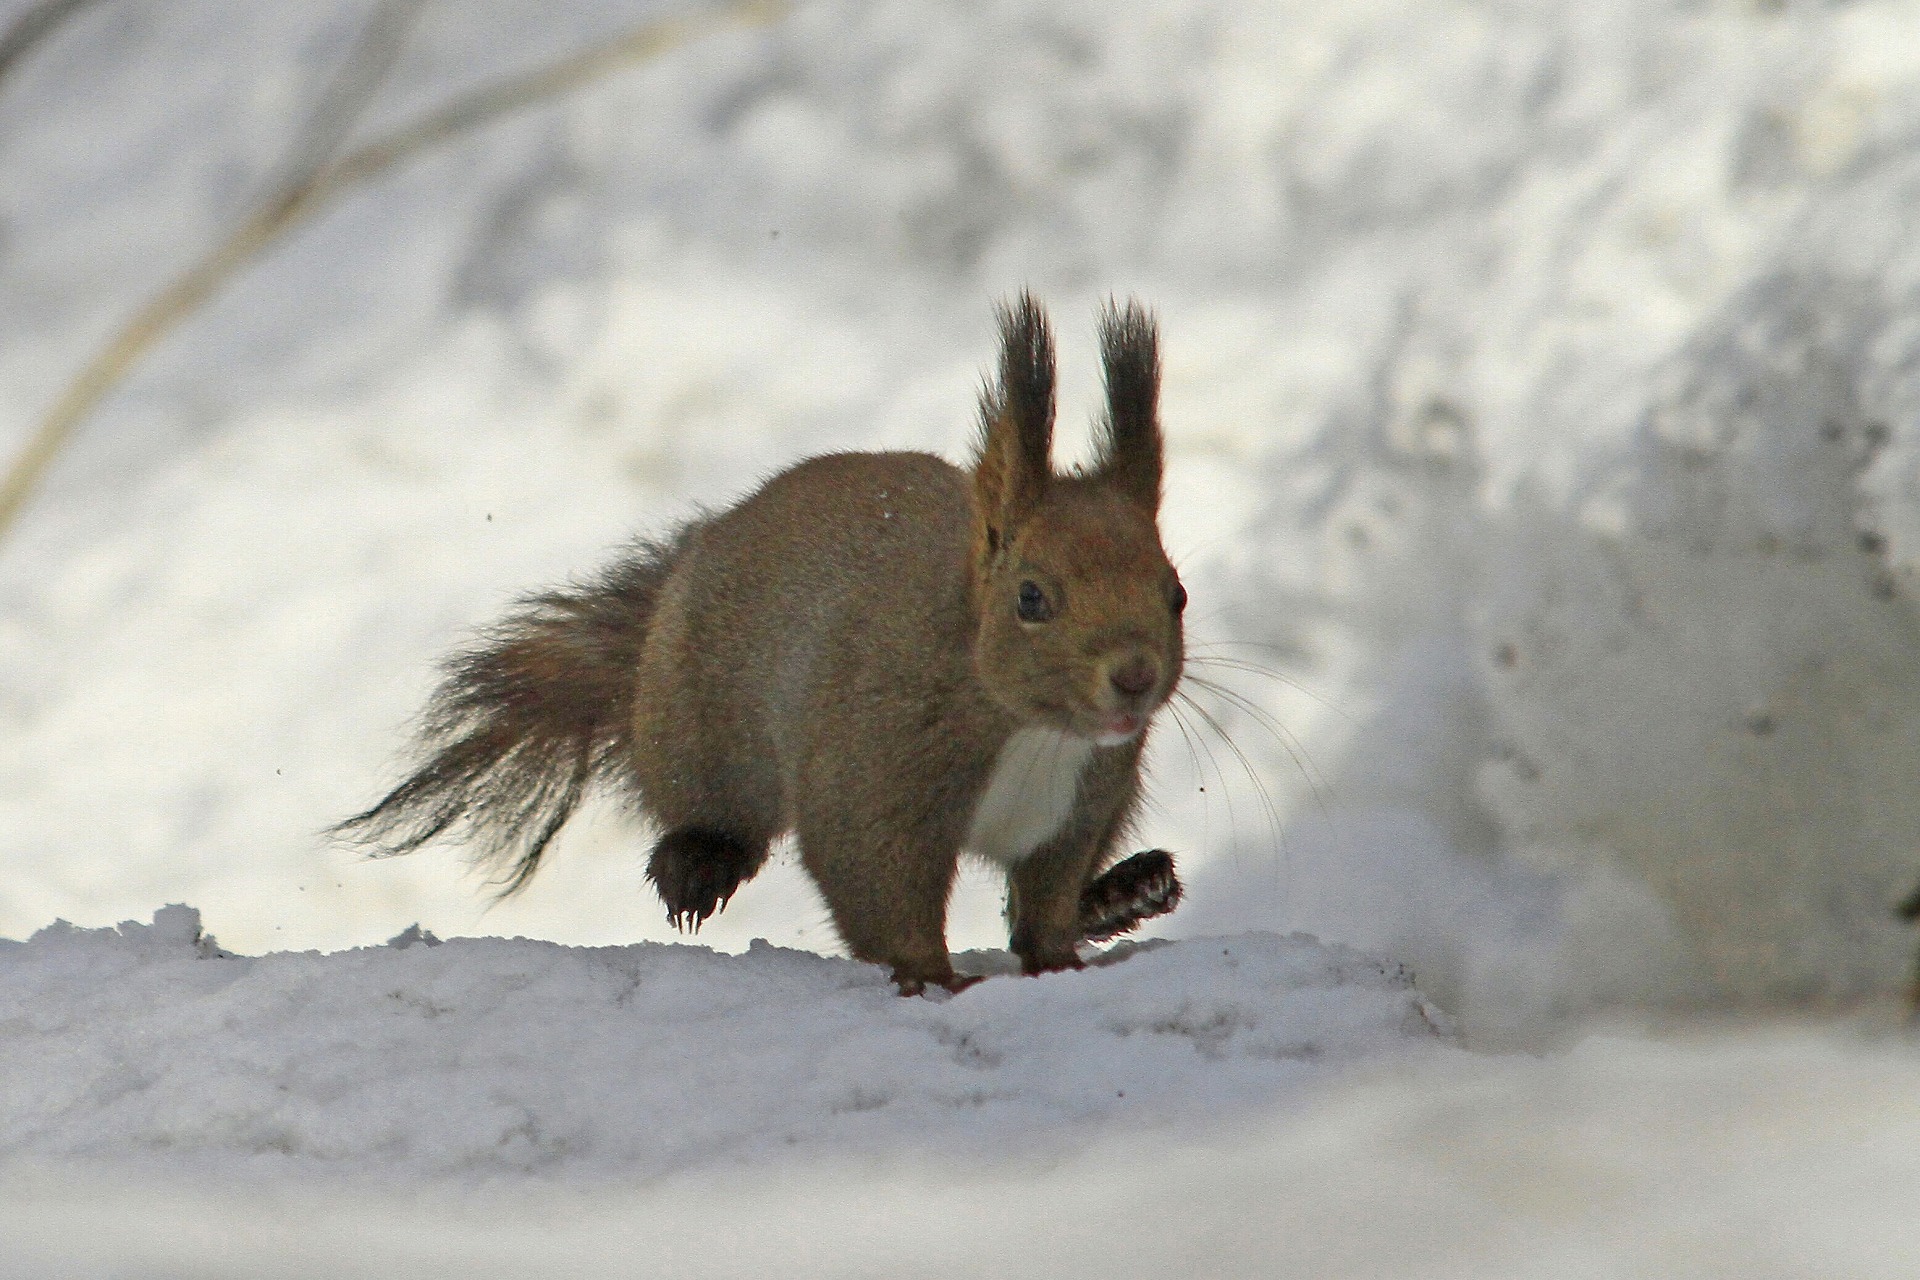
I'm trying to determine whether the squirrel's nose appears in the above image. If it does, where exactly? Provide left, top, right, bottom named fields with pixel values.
left=1109, top=656, right=1159, bottom=699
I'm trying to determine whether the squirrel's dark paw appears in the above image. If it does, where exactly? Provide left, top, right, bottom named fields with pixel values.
left=1899, top=879, right=1920, bottom=1015
left=1079, top=849, right=1182, bottom=944
left=894, top=971, right=984, bottom=998
left=647, top=829, right=754, bottom=931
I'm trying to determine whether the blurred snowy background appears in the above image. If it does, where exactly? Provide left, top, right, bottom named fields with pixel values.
left=7, top=0, right=1919, bottom=1029
left=4, top=0, right=1920, bottom=1271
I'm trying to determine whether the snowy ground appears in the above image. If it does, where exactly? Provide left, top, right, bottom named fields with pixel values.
left=11, top=1037, right=1920, bottom=1280
left=5, top=0, right=1920, bottom=1271
left=0, top=908, right=1452, bottom=1181
left=3, top=908, right=1916, bottom=1279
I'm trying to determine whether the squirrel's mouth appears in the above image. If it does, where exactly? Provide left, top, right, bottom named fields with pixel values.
left=1084, top=709, right=1148, bottom=747
left=1036, top=687, right=1168, bottom=746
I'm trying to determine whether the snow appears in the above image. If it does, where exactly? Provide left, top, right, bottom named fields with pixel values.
left=0, top=907, right=1449, bottom=1180
left=4, top=0, right=1920, bottom=1270
left=4, top=908, right=1917, bottom=1278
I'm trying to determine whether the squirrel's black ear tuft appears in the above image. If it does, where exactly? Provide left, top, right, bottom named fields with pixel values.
left=973, top=292, right=1056, bottom=550
left=1092, top=297, right=1162, bottom=515
left=995, top=291, right=1056, bottom=480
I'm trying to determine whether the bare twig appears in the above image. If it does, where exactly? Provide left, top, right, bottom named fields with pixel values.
left=0, top=0, right=107, bottom=92
left=0, top=0, right=786, bottom=542
left=259, top=0, right=433, bottom=202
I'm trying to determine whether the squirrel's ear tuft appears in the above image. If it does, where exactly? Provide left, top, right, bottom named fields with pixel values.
left=973, top=292, right=1056, bottom=557
left=1091, top=297, right=1162, bottom=515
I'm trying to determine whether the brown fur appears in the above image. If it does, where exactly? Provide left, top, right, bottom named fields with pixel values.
left=336, top=295, right=1186, bottom=992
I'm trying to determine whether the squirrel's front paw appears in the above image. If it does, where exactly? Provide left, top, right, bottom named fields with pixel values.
left=1900, top=879, right=1920, bottom=1013
left=1079, top=849, right=1182, bottom=944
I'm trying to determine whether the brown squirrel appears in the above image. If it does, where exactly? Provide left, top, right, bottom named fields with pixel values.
left=336, top=294, right=1186, bottom=992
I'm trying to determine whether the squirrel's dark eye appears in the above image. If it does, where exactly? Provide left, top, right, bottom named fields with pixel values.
left=1016, top=580, right=1053, bottom=623
left=1170, top=581, right=1188, bottom=614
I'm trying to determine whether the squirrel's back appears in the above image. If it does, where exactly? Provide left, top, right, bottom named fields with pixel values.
left=631, top=450, right=992, bottom=839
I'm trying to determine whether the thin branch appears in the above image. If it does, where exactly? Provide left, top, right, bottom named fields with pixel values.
left=0, top=0, right=107, bottom=92
left=259, top=0, right=434, bottom=202
left=0, top=0, right=786, bottom=542
left=0, top=0, right=427, bottom=537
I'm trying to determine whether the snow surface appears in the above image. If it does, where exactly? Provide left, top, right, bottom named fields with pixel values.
left=0, top=907, right=1450, bottom=1180
left=4, top=907, right=1917, bottom=1279
left=6, top=0, right=1920, bottom=1271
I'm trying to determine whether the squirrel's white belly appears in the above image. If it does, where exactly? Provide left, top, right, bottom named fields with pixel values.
left=965, top=726, right=1094, bottom=865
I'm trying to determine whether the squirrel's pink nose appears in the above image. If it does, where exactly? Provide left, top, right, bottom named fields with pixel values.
left=1109, top=656, right=1159, bottom=698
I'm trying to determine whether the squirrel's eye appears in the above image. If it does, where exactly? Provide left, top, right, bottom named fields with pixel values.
left=1170, top=581, right=1188, bottom=614
left=1016, top=580, right=1053, bottom=623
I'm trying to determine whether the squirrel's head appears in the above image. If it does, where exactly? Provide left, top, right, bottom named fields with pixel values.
left=969, top=294, right=1184, bottom=746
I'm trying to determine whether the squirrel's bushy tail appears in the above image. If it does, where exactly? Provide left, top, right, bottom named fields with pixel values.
left=333, top=529, right=695, bottom=893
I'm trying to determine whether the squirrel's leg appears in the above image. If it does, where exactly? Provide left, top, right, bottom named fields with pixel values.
left=798, top=820, right=965, bottom=994
left=1008, top=749, right=1144, bottom=973
left=1006, top=833, right=1107, bottom=974
left=629, top=597, right=780, bottom=932
left=632, top=759, right=776, bottom=930
left=628, top=720, right=778, bottom=931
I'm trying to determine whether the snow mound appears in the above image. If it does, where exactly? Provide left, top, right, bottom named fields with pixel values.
left=4, top=1017, right=1916, bottom=1280
left=0, top=907, right=1450, bottom=1182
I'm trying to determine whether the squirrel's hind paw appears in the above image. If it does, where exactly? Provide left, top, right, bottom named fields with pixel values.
left=647, top=829, right=756, bottom=931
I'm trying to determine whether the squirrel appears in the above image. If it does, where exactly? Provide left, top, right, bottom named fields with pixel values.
left=335, top=294, right=1186, bottom=993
